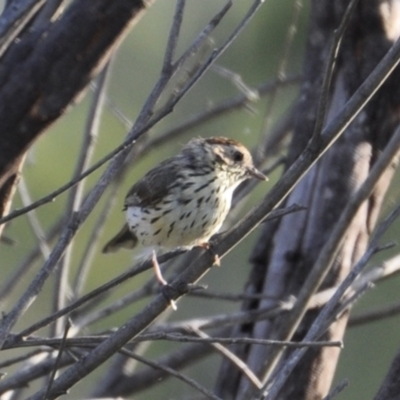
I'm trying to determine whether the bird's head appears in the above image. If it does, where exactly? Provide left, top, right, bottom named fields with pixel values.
left=184, top=137, right=267, bottom=184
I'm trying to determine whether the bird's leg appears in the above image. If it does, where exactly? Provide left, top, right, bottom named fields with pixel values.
left=197, top=242, right=220, bottom=266
left=151, top=251, right=207, bottom=310
left=151, top=250, right=177, bottom=310
left=151, top=250, right=169, bottom=286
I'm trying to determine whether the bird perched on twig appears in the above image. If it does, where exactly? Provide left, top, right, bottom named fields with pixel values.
left=103, top=136, right=266, bottom=303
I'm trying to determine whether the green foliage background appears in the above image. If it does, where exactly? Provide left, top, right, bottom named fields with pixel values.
left=1, top=1, right=400, bottom=398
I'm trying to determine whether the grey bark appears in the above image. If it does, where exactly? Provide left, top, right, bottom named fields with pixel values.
left=215, top=1, right=400, bottom=399
left=0, top=0, right=152, bottom=222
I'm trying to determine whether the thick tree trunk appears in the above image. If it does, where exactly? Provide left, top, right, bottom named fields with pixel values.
left=0, top=0, right=153, bottom=231
left=215, top=1, right=400, bottom=399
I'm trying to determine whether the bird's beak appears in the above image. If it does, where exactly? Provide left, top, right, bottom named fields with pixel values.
left=247, top=166, right=268, bottom=181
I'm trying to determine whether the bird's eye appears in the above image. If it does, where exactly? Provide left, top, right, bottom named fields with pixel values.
left=233, top=150, right=244, bottom=162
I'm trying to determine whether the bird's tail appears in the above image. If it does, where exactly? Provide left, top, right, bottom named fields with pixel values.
left=102, top=224, right=138, bottom=253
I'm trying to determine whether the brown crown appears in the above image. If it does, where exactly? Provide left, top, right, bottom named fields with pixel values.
left=204, top=137, right=243, bottom=147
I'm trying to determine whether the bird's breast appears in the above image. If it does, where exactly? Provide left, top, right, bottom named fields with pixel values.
left=125, top=178, right=234, bottom=251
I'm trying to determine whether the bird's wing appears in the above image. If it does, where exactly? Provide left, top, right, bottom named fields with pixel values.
left=124, top=158, right=182, bottom=209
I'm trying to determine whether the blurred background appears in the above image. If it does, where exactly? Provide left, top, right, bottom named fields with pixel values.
left=1, top=1, right=400, bottom=399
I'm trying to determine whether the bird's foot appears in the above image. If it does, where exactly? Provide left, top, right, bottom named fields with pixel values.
left=161, top=282, right=207, bottom=311
left=197, top=242, right=220, bottom=266
left=152, top=251, right=206, bottom=310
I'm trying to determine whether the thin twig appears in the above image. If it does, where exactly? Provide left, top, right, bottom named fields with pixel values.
left=171, top=0, right=232, bottom=75
left=154, top=0, right=264, bottom=126
left=148, top=333, right=342, bottom=348
left=187, top=290, right=282, bottom=302
left=3, top=332, right=342, bottom=351
left=146, top=75, right=299, bottom=154
left=73, top=279, right=156, bottom=330
left=120, top=347, right=223, bottom=400
left=322, top=379, right=349, bottom=400
left=102, top=339, right=217, bottom=396
left=0, top=353, right=75, bottom=395
left=151, top=302, right=293, bottom=335
left=350, top=298, right=400, bottom=327
left=44, top=321, right=71, bottom=400
left=0, top=139, right=135, bottom=226
left=71, top=188, right=119, bottom=298
left=71, top=127, right=160, bottom=299
left=53, top=60, right=111, bottom=337
left=0, top=218, right=63, bottom=301
left=162, top=0, right=185, bottom=71
left=0, top=349, right=45, bottom=369
left=15, top=251, right=183, bottom=340
left=17, top=176, right=51, bottom=260
left=312, top=0, right=360, bottom=139
left=191, top=327, right=262, bottom=390
left=333, top=282, right=373, bottom=319
left=347, top=253, right=400, bottom=326
left=211, top=64, right=260, bottom=101
left=256, top=0, right=303, bottom=162
left=309, top=253, right=400, bottom=310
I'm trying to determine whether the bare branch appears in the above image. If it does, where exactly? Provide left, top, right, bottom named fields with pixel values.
left=261, top=127, right=400, bottom=398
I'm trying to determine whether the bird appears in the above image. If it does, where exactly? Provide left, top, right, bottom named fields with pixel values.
left=103, top=136, right=266, bottom=299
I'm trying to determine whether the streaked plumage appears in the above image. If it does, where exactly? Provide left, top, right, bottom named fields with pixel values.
left=103, top=137, right=266, bottom=257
